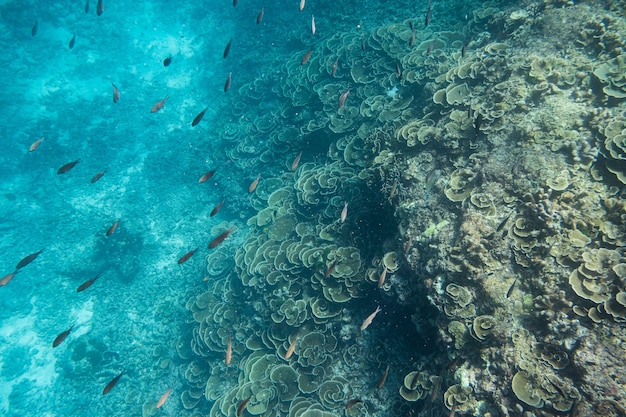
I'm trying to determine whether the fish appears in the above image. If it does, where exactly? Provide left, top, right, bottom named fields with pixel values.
left=77, top=274, right=100, bottom=292
left=198, top=169, right=216, bottom=183
left=461, top=38, right=471, bottom=58
left=163, top=56, right=172, bottom=67
left=248, top=174, right=261, bottom=193
left=69, top=34, right=76, bottom=49
left=177, top=248, right=198, bottom=264
left=346, top=399, right=363, bottom=409
left=448, top=398, right=458, bottom=417
left=324, top=260, right=338, bottom=278
left=233, top=0, right=238, bottom=6
left=311, top=15, right=316, bottom=35
left=156, top=388, right=172, bottom=408
left=377, top=266, right=387, bottom=288
left=395, top=63, right=402, bottom=80
left=299, top=0, right=305, bottom=11
left=331, top=57, right=339, bottom=76
left=102, top=370, right=124, bottom=395
left=111, top=82, right=120, bottom=103
left=31, top=21, right=38, bottom=37
left=361, top=32, right=365, bottom=51
left=210, top=199, right=225, bottom=217
left=224, top=72, right=232, bottom=92
left=256, top=7, right=264, bottom=25
left=429, top=375, right=442, bottom=402
left=96, top=0, right=104, bottom=16
left=301, top=49, right=312, bottom=65
left=284, top=336, right=298, bottom=360
left=404, top=239, right=413, bottom=254
left=290, top=151, right=302, bottom=171
left=57, top=159, right=81, bottom=174
left=223, top=39, right=232, bottom=59
left=506, top=278, right=517, bottom=298
left=377, top=364, right=389, bottom=389
left=340, top=202, right=348, bottom=223
left=360, top=305, right=381, bottom=331
left=495, top=214, right=510, bottom=233
left=0, top=270, right=19, bottom=287
left=389, top=179, right=398, bottom=199
left=208, top=227, right=235, bottom=249
left=409, top=370, right=420, bottom=390
left=427, top=39, right=435, bottom=55
left=16, top=249, right=44, bottom=270
left=425, top=0, right=432, bottom=27
left=474, top=112, right=483, bottom=133
left=29, top=137, right=44, bottom=152
left=408, top=21, right=415, bottom=46
left=91, top=169, right=108, bottom=183
left=338, top=90, right=350, bottom=110
left=150, top=96, right=168, bottom=113
left=52, top=324, right=74, bottom=348
left=225, top=336, right=232, bottom=365
left=85, top=1, right=89, bottom=13
left=237, top=397, right=251, bottom=417
left=106, top=219, right=120, bottom=236
left=192, top=107, right=208, bottom=126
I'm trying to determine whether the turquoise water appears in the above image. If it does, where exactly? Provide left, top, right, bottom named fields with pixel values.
left=2, top=1, right=626, bottom=416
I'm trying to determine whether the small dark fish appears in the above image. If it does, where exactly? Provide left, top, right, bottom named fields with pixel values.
left=346, top=399, right=363, bottom=409
left=224, top=72, right=232, bottom=92
left=496, top=214, right=510, bottom=233
left=409, top=22, right=415, bottom=47
left=111, top=82, right=120, bottom=103
left=77, top=274, right=100, bottom=292
left=198, top=169, right=216, bottom=183
left=427, top=39, right=435, bottom=55
left=16, top=249, right=44, bottom=270
left=102, top=370, right=125, bottom=395
left=106, top=219, right=120, bottom=237
left=409, top=371, right=420, bottom=390
left=361, top=32, right=365, bottom=51
left=331, top=57, right=339, bottom=76
left=150, top=96, right=168, bottom=113
left=208, top=227, right=235, bottom=249
left=474, top=112, right=483, bottom=133
left=210, top=199, right=225, bottom=217
left=425, top=0, right=432, bottom=27
left=31, top=21, right=38, bottom=37
left=57, top=159, right=81, bottom=174
left=69, top=34, right=76, bottom=49
left=52, top=324, right=75, bottom=348
left=177, top=248, right=198, bottom=264
left=192, top=107, right=208, bottom=127
left=237, top=397, right=251, bottom=416
left=223, top=39, right=232, bottom=59
left=376, top=364, right=389, bottom=389
left=233, top=0, right=238, bottom=6
left=324, top=260, right=338, bottom=278
left=96, top=0, right=104, bottom=16
left=338, top=90, right=350, bottom=110
left=461, top=38, right=471, bottom=58
left=163, top=56, right=172, bottom=67
left=301, top=49, right=312, bottom=65
left=256, top=7, right=264, bottom=25
left=0, top=270, right=19, bottom=287
left=91, top=169, right=108, bottom=183
left=290, top=151, right=302, bottom=171
left=85, top=1, right=89, bottom=13
left=506, top=278, right=517, bottom=298
left=395, top=63, right=402, bottom=80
